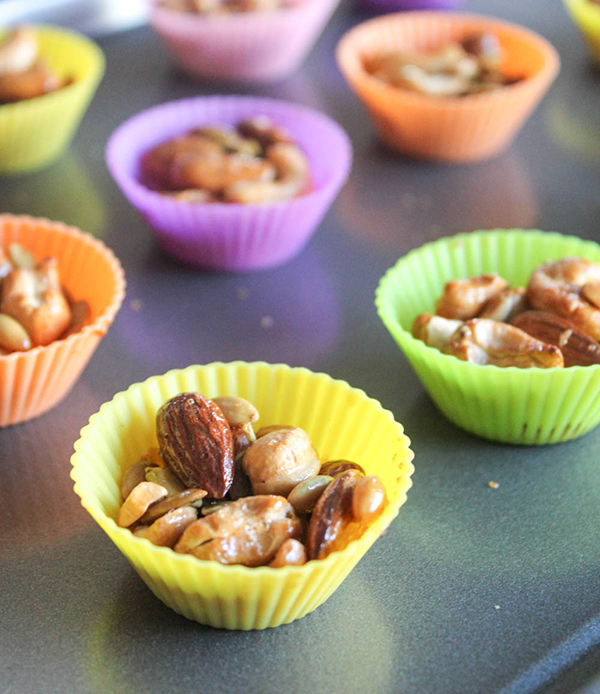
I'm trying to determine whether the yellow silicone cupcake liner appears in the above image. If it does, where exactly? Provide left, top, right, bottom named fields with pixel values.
left=71, top=362, right=414, bottom=630
left=0, top=215, right=125, bottom=426
left=376, top=229, right=600, bottom=445
left=563, top=0, right=600, bottom=64
left=0, top=25, right=105, bottom=174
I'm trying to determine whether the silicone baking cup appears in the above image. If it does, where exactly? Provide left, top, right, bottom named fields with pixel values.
left=106, top=95, right=352, bottom=272
left=70, top=361, right=414, bottom=629
left=563, top=0, right=600, bottom=65
left=0, top=215, right=125, bottom=426
left=376, top=229, right=600, bottom=445
left=149, top=0, right=340, bottom=83
left=0, top=26, right=104, bottom=175
left=336, top=12, right=560, bottom=162
left=355, top=0, right=463, bottom=12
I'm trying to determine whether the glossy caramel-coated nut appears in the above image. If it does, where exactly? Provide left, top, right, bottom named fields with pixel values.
left=306, top=470, right=365, bottom=561
left=0, top=313, right=31, bottom=352
left=268, top=538, right=307, bottom=568
left=435, top=274, right=509, bottom=321
left=175, top=495, right=302, bottom=567
left=242, top=426, right=320, bottom=496
left=156, top=393, right=234, bottom=498
left=512, top=310, right=600, bottom=367
left=144, top=506, right=198, bottom=548
left=352, top=476, right=387, bottom=524
left=319, top=460, right=366, bottom=478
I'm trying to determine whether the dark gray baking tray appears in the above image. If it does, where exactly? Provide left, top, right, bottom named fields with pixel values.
left=2, top=1, right=600, bottom=692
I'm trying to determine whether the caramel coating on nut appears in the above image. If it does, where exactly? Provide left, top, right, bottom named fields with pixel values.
left=435, top=274, right=509, bottom=321
left=528, top=257, right=600, bottom=341
left=0, top=257, right=72, bottom=346
left=242, top=426, right=320, bottom=496
left=446, top=318, right=564, bottom=368
left=118, top=482, right=168, bottom=528
left=175, top=495, right=302, bottom=567
left=268, top=538, right=307, bottom=568
left=144, top=506, right=198, bottom=548
left=306, top=470, right=365, bottom=561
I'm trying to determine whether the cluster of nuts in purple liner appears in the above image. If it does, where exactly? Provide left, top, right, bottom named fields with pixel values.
left=140, top=115, right=311, bottom=205
left=413, top=257, right=600, bottom=368
left=0, top=243, right=90, bottom=355
left=366, top=32, right=523, bottom=97
left=118, top=392, right=388, bottom=568
left=0, top=27, right=72, bottom=105
left=159, top=0, right=295, bottom=12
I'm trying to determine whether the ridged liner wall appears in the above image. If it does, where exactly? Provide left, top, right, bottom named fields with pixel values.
left=71, top=362, right=414, bottom=629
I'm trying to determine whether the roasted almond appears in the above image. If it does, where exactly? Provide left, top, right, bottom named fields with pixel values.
left=512, top=310, right=600, bottom=367
left=156, top=393, right=235, bottom=498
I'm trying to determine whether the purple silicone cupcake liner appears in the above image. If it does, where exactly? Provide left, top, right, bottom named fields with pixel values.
left=355, top=0, right=463, bottom=11
left=106, top=96, right=352, bottom=272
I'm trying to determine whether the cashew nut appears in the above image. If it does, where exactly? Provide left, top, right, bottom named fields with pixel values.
left=174, top=495, right=302, bottom=567
left=144, top=506, right=198, bottom=548
left=528, top=257, right=600, bottom=340
left=223, top=142, right=310, bottom=205
left=242, top=426, right=320, bottom=496
left=0, top=257, right=72, bottom=346
left=268, top=538, right=307, bottom=568
left=446, top=318, right=564, bottom=368
left=435, top=274, right=510, bottom=320
left=412, top=314, right=463, bottom=351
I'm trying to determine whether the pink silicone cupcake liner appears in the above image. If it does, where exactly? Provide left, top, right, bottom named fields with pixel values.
left=106, top=95, right=352, bottom=272
left=355, top=0, right=463, bottom=12
left=149, top=0, right=341, bottom=83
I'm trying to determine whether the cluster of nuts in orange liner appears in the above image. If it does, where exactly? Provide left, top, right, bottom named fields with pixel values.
left=412, top=257, right=600, bottom=368
left=118, top=393, right=388, bottom=567
left=365, top=32, right=524, bottom=98
left=0, top=27, right=71, bottom=105
left=0, top=243, right=90, bottom=354
left=140, top=116, right=311, bottom=205
left=158, top=0, right=292, bottom=13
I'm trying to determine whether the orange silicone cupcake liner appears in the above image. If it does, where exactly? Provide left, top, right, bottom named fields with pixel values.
left=0, top=215, right=125, bottom=426
left=336, top=12, right=560, bottom=162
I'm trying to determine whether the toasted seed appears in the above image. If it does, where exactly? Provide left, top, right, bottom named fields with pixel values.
left=118, top=482, right=168, bottom=528
left=9, top=243, right=35, bottom=269
left=319, top=460, right=365, bottom=478
left=139, top=488, right=207, bottom=524
left=144, top=506, right=198, bottom=547
left=288, top=475, right=333, bottom=514
left=145, top=466, right=185, bottom=497
left=0, top=313, right=31, bottom=352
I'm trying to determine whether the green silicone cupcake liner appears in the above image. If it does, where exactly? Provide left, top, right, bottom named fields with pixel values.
left=376, top=229, right=600, bottom=445
left=71, top=362, right=414, bottom=629
left=0, top=26, right=105, bottom=174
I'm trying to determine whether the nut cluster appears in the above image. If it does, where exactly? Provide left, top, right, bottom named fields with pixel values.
left=412, top=257, right=600, bottom=368
left=159, top=0, right=289, bottom=14
left=118, top=392, right=388, bottom=567
left=365, top=33, right=522, bottom=98
left=0, top=27, right=70, bottom=105
left=141, top=116, right=310, bottom=205
left=0, top=243, right=90, bottom=354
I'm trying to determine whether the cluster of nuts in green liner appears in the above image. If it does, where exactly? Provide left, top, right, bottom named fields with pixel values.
left=0, top=243, right=90, bottom=354
left=0, top=27, right=71, bottom=105
left=412, top=257, right=600, bottom=368
left=140, top=115, right=311, bottom=205
left=365, top=33, right=523, bottom=98
left=118, top=392, right=388, bottom=567
left=159, top=0, right=292, bottom=14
